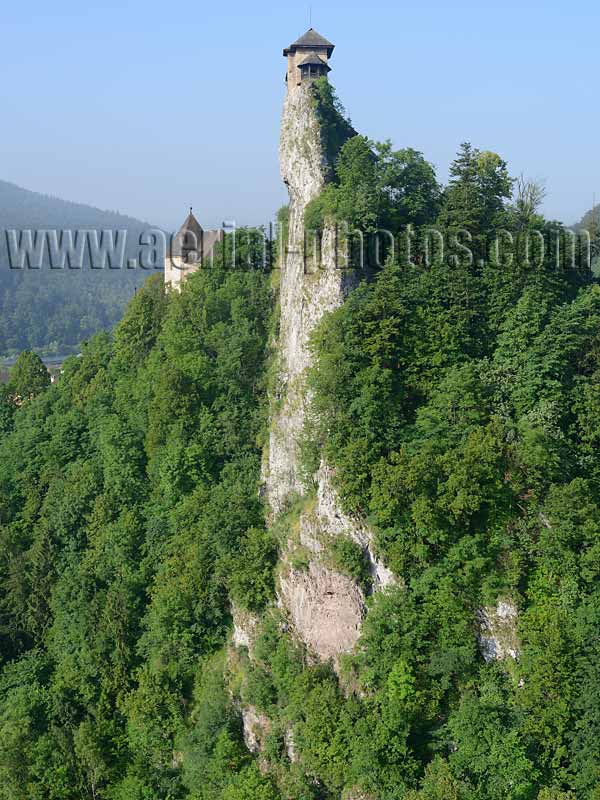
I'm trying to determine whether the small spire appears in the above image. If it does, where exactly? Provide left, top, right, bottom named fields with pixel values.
left=190, top=206, right=193, bottom=215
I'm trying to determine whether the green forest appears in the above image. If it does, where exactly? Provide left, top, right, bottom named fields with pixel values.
left=0, top=179, right=159, bottom=356
left=1, top=81, right=600, bottom=800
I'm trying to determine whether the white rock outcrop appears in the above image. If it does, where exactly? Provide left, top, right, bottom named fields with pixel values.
left=278, top=561, right=365, bottom=662
left=266, top=83, right=354, bottom=511
left=314, top=462, right=396, bottom=591
left=284, top=726, right=298, bottom=763
left=477, top=600, right=520, bottom=662
left=231, top=605, right=259, bottom=650
left=263, top=83, right=394, bottom=664
left=241, top=705, right=271, bottom=754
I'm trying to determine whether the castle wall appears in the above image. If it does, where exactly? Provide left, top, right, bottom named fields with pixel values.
left=286, top=49, right=329, bottom=91
left=164, top=229, right=224, bottom=292
left=164, top=255, right=192, bottom=292
left=286, top=52, right=301, bottom=88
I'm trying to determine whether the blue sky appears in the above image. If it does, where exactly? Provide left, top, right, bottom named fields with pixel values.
left=1, top=0, right=598, bottom=230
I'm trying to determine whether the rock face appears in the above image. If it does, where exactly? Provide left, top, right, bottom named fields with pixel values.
left=261, top=82, right=396, bottom=665
left=241, top=705, right=271, bottom=754
left=261, top=83, right=376, bottom=663
left=477, top=600, right=520, bottom=662
left=314, top=462, right=396, bottom=591
left=231, top=605, right=259, bottom=650
left=279, top=561, right=365, bottom=662
left=266, top=83, right=355, bottom=511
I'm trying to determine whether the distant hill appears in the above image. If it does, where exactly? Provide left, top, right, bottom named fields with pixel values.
left=0, top=179, right=163, bottom=355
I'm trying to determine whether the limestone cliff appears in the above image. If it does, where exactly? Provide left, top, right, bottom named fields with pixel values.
left=261, top=83, right=393, bottom=666
left=228, top=80, right=397, bottom=770
left=266, top=82, right=353, bottom=512
left=477, top=600, right=520, bottom=663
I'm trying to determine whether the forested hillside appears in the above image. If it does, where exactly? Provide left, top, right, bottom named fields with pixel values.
left=0, top=179, right=161, bottom=355
left=0, top=232, right=276, bottom=798
left=1, top=90, right=600, bottom=799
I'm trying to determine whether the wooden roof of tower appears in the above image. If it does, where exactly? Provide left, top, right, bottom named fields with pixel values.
left=297, top=51, right=331, bottom=69
left=171, top=210, right=204, bottom=258
left=283, top=28, right=335, bottom=58
left=177, top=210, right=203, bottom=239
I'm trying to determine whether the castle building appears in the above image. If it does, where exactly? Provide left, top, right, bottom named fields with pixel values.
left=164, top=209, right=223, bottom=291
left=283, top=28, right=334, bottom=91
left=165, top=28, right=335, bottom=290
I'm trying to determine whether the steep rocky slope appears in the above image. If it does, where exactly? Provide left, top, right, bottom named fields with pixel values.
left=253, top=84, right=392, bottom=670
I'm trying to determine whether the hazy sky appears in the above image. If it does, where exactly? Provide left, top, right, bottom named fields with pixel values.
left=2, top=0, right=598, bottom=231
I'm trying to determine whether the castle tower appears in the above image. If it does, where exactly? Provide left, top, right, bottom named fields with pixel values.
left=164, top=209, right=223, bottom=291
left=260, top=27, right=393, bottom=675
left=283, top=27, right=334, bottom=91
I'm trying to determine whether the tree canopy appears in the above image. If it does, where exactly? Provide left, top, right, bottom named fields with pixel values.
left=0, top=125, right=599, bottom=800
